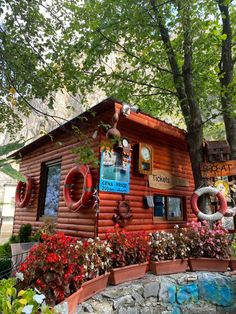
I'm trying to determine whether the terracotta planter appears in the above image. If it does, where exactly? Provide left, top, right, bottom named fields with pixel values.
left=79, top=273, right=110, bottom=303
left=57, top=287, right=83, bottom=314
left=108, top=262, right=148, bottom=285
left=189, top=257, right=230, bottom=272
left=149, top=259, right=188, bottom=275
left=229, top=258, right=236, bottom=271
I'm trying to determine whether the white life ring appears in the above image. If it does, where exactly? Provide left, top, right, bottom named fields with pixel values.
left=191, top=186, right=227, bottom=221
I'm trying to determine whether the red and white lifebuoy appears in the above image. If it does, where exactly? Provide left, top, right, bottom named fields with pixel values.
left=191, top=186, right=227, bottom=221
left=63, top=165, right=93, bottom=212
left=15, top=176, right=33, bottom=208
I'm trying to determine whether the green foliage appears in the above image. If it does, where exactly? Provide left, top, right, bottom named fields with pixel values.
left=0, top=224, right=34, bottom=279
left=0, top=278, right=54, bottom=314
left=0, top=243, right=11, bottom=279
left=18, top=224, right=33, bottom=243
left=72, top=145, right=99, bottom=167
left=230, top=235, right=236, bottom=258
left=0, top=0, right=235, bottom=142
left=0, top=141, right=26, bottom=181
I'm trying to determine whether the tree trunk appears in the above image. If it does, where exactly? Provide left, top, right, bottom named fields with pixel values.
left=150, top=0, right=205, bottom=188
left=218, top=1, right=236, bottom=159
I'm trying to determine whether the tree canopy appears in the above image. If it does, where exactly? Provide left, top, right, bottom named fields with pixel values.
left=0, top=0, right=236, bottom=186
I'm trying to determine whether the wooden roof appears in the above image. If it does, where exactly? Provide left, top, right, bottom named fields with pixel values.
left=11, top=98, right=186, bottom=159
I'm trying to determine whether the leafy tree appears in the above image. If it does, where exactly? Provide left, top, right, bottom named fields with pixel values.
left=1, top=0, right=236, bottom=188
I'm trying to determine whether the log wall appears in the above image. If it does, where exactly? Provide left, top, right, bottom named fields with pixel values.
left=13, top=109, right=114, bottom=238
left=13, top=101, right=195, bottom=239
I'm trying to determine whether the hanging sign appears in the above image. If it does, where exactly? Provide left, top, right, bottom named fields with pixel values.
left=200, top=160, right=236, bottom=178
left=99, top=149, right=130, bottom=193
left=148, top=169, right=188, bottom=190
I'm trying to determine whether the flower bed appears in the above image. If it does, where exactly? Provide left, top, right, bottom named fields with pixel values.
left=1, top=220, right=234, bottom=312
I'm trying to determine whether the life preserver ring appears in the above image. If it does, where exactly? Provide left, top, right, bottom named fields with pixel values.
left=191, top=186, right=227, bottom=221
left=63, top=165, right=93, bottom=211
left=15, top=176, right=33, bottom=208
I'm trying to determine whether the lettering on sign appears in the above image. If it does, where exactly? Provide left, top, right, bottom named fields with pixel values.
left=148, top=170, right=188, bottom=190
left=200, top=160, right=236, bottom=178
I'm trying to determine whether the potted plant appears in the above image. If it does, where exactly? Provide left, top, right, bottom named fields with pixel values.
left=229, top=235, right=236, bottom=271
left=76, top=237, right=112, bottom=303
left=187, top=221, right=230, bottom=272
left=17, top=233, right=112, bottom=313
left=149, top=227, right=189, bottom=275
left=17, top=233, right=84, bottom=313
left=106, top=225, right=149, bottom=285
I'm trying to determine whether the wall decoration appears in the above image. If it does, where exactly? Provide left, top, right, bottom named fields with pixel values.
left=133, top=143, right=153, bottom=175
left=200, top=160, right=236, bottom=178
left=149, top=169, right=188, bottom=190
left=99, top=149, right=130, bottom=193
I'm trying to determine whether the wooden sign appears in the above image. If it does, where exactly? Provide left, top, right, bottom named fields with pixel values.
left=148, top=170, right=188, bottom=190
left=200, top=160, right=236, bottom=178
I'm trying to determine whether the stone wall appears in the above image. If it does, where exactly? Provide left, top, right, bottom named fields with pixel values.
left=76, top=272, right=236, bottom=314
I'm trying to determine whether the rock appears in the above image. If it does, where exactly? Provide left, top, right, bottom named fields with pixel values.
left=198, top=272, right=235, bottom=306
left=181, top=303, right=217, bottom=314
left=217, top=305, right=236, bottom=314
left=177, top=274, right=198, bottom=285
left=143, top=281, right=160, bottom=298
left=131, top=290, right=144, bottom=304
left=176, top=283, right=198, bottom=304
left=118, top=307, right=139, bottom=314
left=159, top=281, right=176, bottom=304
left=81, top=303, right=94, bottom=313
left=90, top=301, right=113, bottom=313
left=113, top=295, right=134, bottom=309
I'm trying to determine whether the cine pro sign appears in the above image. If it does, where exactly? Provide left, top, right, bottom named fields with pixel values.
left=148, top=170, right=188, bottom=190
left=200, top=160, right=236, bottom=178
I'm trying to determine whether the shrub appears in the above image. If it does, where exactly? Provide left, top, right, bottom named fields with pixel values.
left=186, top=221, right=230, bottom=259
left=150, top=231, right=177, bottom=261
left=18, top=224, right=33, bottom=243
left=18, top=233, right=84, bottom=305
left=0, top=277, right=54, bottom=314
left=75, top=237, right=112, bottom=282
left=0, top=242, right=11, bottom=279
left=106, top=225, right=150, bottom=268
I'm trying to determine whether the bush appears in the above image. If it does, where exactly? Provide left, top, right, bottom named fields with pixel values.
left=18, top=233, right=84, bottom=305
left=186, top=221, right=230, bottom=259
left=18, top=224, right=33, bottom=243
left=0, top=277, right=54, bottom=314
left=106, top=225, right=150, bottom=268
left=0, top=242, right=11, bottom=279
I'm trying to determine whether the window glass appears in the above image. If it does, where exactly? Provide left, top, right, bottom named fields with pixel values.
left=42, top=162, right=61, bottom=216
left=153, top=195, right=184, bottom=221
left=167, top=197, right=182, bottom=219
left=154, top=195, right=165, bottom=217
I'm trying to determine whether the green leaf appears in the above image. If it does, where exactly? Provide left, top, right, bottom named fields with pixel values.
left=0, top=141, right=25, bottom=157
left=0, top=164, right=26, bottom=182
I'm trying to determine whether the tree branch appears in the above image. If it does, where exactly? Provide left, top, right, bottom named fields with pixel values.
left=96, top=28, right=173, bottom=75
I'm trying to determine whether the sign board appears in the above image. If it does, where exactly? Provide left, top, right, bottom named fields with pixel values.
left=99, top=149, right=130, bottom=193
left=148, top=169, right=188, bottom=190
left=200, top=160, right=236, bottom=178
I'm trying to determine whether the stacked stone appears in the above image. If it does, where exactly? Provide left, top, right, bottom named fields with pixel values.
left=76, top=272, right=236, bottom=314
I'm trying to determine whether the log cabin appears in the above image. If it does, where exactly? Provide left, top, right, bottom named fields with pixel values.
left=12, top=98, right=195, bottom=239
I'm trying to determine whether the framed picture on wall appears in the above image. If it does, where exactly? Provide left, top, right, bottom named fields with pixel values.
left=99, top=149, right=131, bottom=193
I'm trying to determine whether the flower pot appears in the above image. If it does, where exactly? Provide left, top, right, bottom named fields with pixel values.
left=56, top=287, right=83, bottom=314
left=189, top=257, right=230, bottom=272
left=149, top=259, right=188, bottom=275
left=108, top=262, right=148, bottom=285
left=79, top=273, right=110, bottom=303
left=229, top=258, right=236, bottom=271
